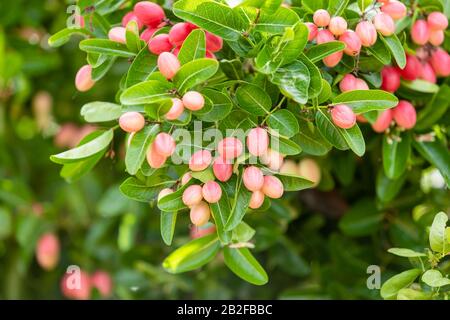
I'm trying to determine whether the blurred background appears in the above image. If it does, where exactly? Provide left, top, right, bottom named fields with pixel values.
left=0, top=0, right=448, bottom=299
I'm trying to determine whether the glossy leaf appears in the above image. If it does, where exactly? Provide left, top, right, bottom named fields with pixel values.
left=223, top=247, right=268, bottom=285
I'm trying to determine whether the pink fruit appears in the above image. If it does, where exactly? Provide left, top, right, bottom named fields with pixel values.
left=119, top=112, right=145, bottom=133
left=393, top=100, right=416, bottom=129
left=298, top=158, right=321, bottom=187
left=205, top=32, right=223, bottom=52
left=157, top=52, right=180, bottom=79
left=122, top=12, right=143, bottom=29
left=158, top=188, right=174, bottom=201
left=381, top=1, right=407, bottom=20
left=182, top=91, right=205, bottom=111
left=249, top=191, right=265, bottom=209
left=165, top=98, right=185, bottom=120
left=356, top=21, right=377, bottom=47
left=316, top=29, right=335, bottom=44
left=339, top=30, right=362, bottom=56
left=323, top=50, right=343, bottom=67
left=75, top=65, right=95, bottom=92
left=339, top=74, right=368, bottom=92
left=61, top=270, right=91, bottom=300
left=331, top=104, right=356, bottom=129
left=243, top=166, right=264, bottom=192
left=313, top=9, right=331, bottom=27
left=430, top=48, right=450, bottom=76
left=202, top=181, right=222, bottom=203
left=108, top=26, right=126, bottom=44
left=280, top=160, right=299, bottom=175
left=329, top=17, right=348, bottom=36
left=427, top=12, right=448, bottom=30
left=260, top=149, right=284, bottom=171
left=305, top=22, right=318, bottom=41
left=172, top=47, right=181, bottom=57
left=373, top=13, right=395, bottom=36
left=429, top=29, right=444, bottom=46
left=372, top=109, right=393, bottom=133
left=411, top=20, right=430, bottom=45
left=146, top=143, right=167, bottom=168
left=169, top=22, right=194, bottom=46
left=134, top=1, right=165, bottom=27
left=420, top=62, right=437, bottom=83
left=190, top=201, right=211, bottom=226
left=212, top=157, right=233, bottom=182
left=182, top=185, right=203, bottom=206
left=355, top=78, right=369, bottom=90
left=91, top=271, right=113, bottom=298
left=217, top=137, right=244, bottom=160
left=261, top=176, right=284, bottom=199
left=190, top=224, right=216, bottom=239
left=181, top=172, right=192, bottom=186
left=381, top=66, right=401, bottom=92
left=399, top=55, right=422, bottom=80
left=36, top=233, right=60, bottom=271
left=189, top=150, right=212, bottom=171
left=140, top=28, right=157, bottom=42
left=154, top=132, right=176, bottom=157
left=148, top=34, right=173, bottom=54
left=247, top=127, right=269, bottom=157
left=206, top=51, right=216, bottom=59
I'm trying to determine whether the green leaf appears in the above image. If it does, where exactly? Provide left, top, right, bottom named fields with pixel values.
left=48, top=28, right=91, bottom=47
left=339, top=199, right=383, bottom=237
left=158, top=181, right=194, bottom=212
left=0, top=208, right=12, bottom=240
left=232, top=222, right=255, bottom=243
left=331, top=90, right=398, bottom=113
left=225, top=178, right=252, bottom=231
left=315, top=109, right=348, bottom=150
left=380, top=269, right=421, bottom=300
left=120, top=80, right=173, bottom=105
left=91, top=56, right=116, bottom=81
left=328, top=0, right=350, bottom=16
left=160, top=211, right=177, bottom=246
left=120, top=177, right=172, bottom=202
left=276, top=173, right=314, bottom=191
left=80, top=102, right=122, bottom=123
left=416, top=85, right=450, bottom=130
left=235, top=83, right=272, bottom=115
left=366, top=38, right=391, bottom=65
left=397, top=288, right=432, bottom=300
left=273, top=136, right=302, bottom=155
left=173, top=58, right=219, bottom=93
left=125, top=124, right=160, bottom=175
left=429, top=212, right=448, bottom=255
left=50, top=129, right=113, bottom=164
left=271, top=60, right=310, bottom=104
left=178, top=29, right=206, bottom=65
left=60, top=151, right=105, bottom=183
left=255, top=6, right=300, bottom=34
left=125, top=46, right=158, bottom=88
left=191, top=168, right=215, bottom=183
left=413, top=140, right=450, bottom=186
left=210, top=186, right=232, bottom=244
left=223, top=247, right=268, bottom=285
left=305, top=41, right=346, bottom=63
left=294, top=120, right=331, bottom=156
left=382, top=132, right=411, bottom=179
left=338, top=124, right=365, bottom=157
left=125, top=20, right=143, bottom=53
left=163, top=234, right=220, bottom=273
left=196, top=89, right=233, bottom=122
left=380, top=34, right=406, bottom=69
left=79, top=39, right=135, bottom=58
left=267, top=109, right=299, bottom=138
left=421, top=269, right=450, bottom=287
left=387, top=248, right=426, bottom=257
left=401, top=79, right=439, bottom=93
left=298, top=54, right=323, bottom=99
left=376, top=170, right=406, bottom=203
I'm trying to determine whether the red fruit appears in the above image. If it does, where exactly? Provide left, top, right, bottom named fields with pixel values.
left=393, top=100, right=416, bottom=129
left=331, top=104, right=356, bottom=129
left=122, top=12, right=143, bottom=30
left=91, top=271, right=113, bottom=298
left=108, top=26, right=126, bottom=44
left=411, top=20, right=430, bottom=45
left=61, top=269, right=91, bottom=300
left=262, top=176, right=284, bottom=199
left=140, top=28, right=157, bottom=42
left=212, top=157, right=233, bottom=182
left=205, top=32, right=223, bottom=52
left=313, top=9, right=330, bottom=27
left=217, top=137, right=243, bottom=160
left=339, top=74, right=367, bottom=92
left=316, top=29, right=335, bottom=44
left=429, top=29, right=444, bottom=46
left=158, top=188, right=174, bottom=202
left=75, top=65, right=95, bottom=92
left=205, top=51, right=216, bottom=59
left=381, top=66, right=401, bottom=92
left=148, top=34, right=173, bottom=54
left=249, top=191, right=265, bottom=209
left=399, top=55, right=422, bottom=80
left=182, top=185, right=203, bottom=206
left=356, top=21, right=377, bottom=47
left=373, top=13, right=395, bottom=36
left=420, top=62, right=437, bottom=83
left=329, top=16, right=347, bottom=36
left=181, top=172, right=192, bottom=186
left=372, top=109, right=393, bottom=133
left=165, top=98, right=185, bottom=120
left=153, top=132, right=176, bottom=157
left=323, top=50, right=343, bottom=67
left=172, top=47, right=181, bottom=57
left=202, top=181, right=222, bottom=204
left=247, top=127, right=269, bottom=157
left=427, top=12, right=448, bottom=30
left=430, top=48, right=450, bottom=77
left=189, top=150, right=212, bottom=171
left=190, top=224, right=216, bottom=239
left=381, top=1, right=407, bottom=20
left=260, top=149, right=284, bottom=171
left=36, top=233, right=60, bottom=271
left=339, top=30, right=362, bottom=56
left=157, top=52, right=180, bottom=80
left=182, top=91, right=205, bottom=111
left=134, top=1, right=165, bottom=27
left=169, top=22, right=194, bottom=46
left=243, top=166, right=264, bottom=192
left=305, top=22, right=318, bottom=41
left=190, top=201, right=210, bottom=226
left=146, top=143, right=167, bottom=168
left=119, top=112, right=145, bottom=133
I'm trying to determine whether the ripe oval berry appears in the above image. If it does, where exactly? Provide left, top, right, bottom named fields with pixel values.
left=108, top=26, right=126, bottom=44
left=190, top=201, right=211, bottom=226
left=305, top=22, right=318, bottom=41
left=373, top=13, right=395, bottom=36
left=420, top=62, right=437, bottom=83
left=165, top=98, right=185, bottom=120
left=372, top=109, right=393, bottom=133
left=91, top=271, right=113, bottom=298
left=119, top=112, right=145, bottom=133
left=249, top=191, right=265, bottom=209
left=153, top=132, right=176, bottom=157
left=427, top=12, right=448, bottom=30
left=429, top=29, right=444, bottom=46
left=134, top=1, right=165, bottom=27
left=158, top=188, right=173, bottom=202
left=146, top=143, right=167, bottom=168
left=75, top=65, right=95, bottom=92
left=157, top=52, right=180, bottom=80
left=339, top=74, right=356, bottom=92
left=190, top=224, right=216, bottom=239
left=339, top=30, right=362, bottom=56
left=316, top=29, right=335, bottom=44
left=61, top=270, right=91, bottom=300
left=329, top=16, right=347, bottom=36
left=356, top=21, right=377, bottom=47
left=280, top=160, right=299, bottom=175
left=298, top=158, right=321, bottom=187
left=399, top=55, right=422, bottom=81
left=183, top=185, right=203, bottom=207
left=169, top=22, right=194, bottom=46
left=148, top=34, right=173, bottom=54
left=381, top=0, right=407, bottom=20
left=260, top=149, right=284, bottom=171
left=323, top=50, right=343, bottom=67
left=411, top=20, right=430, bottom=45
left=393, top=100, right=416, bottom=129
left=140, top=28, right=157, bottom=42
left=331, top=104, right=356, bottom=129
left=189, top=150, right=212, bottom=171
left=182, top=91, right=205, bottom=111
left=313, top=9, right=331, bottom=27
left=217, top=137, right=243, bottom=160
left=243, top=166, right=264, bottom=192
left=202, top=181, right=222, bottom=204
left=430, top=48, right=450, bottom=77
left=355, top=78, right=369, bottom=90
left=205, top=32, right=223, bottom=52
left=181, top=172, right=192, bottom=186
left=212, top=157, right=233, bottom=182
left=247, top=127, right=269, bottom=157
left=262, top=176, right=284, bottom=199
left=36, top=233, right=60, bottom=271
left=122, top=12, right=143, bottom=30
left=381, top=66, right=401, bottom=92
